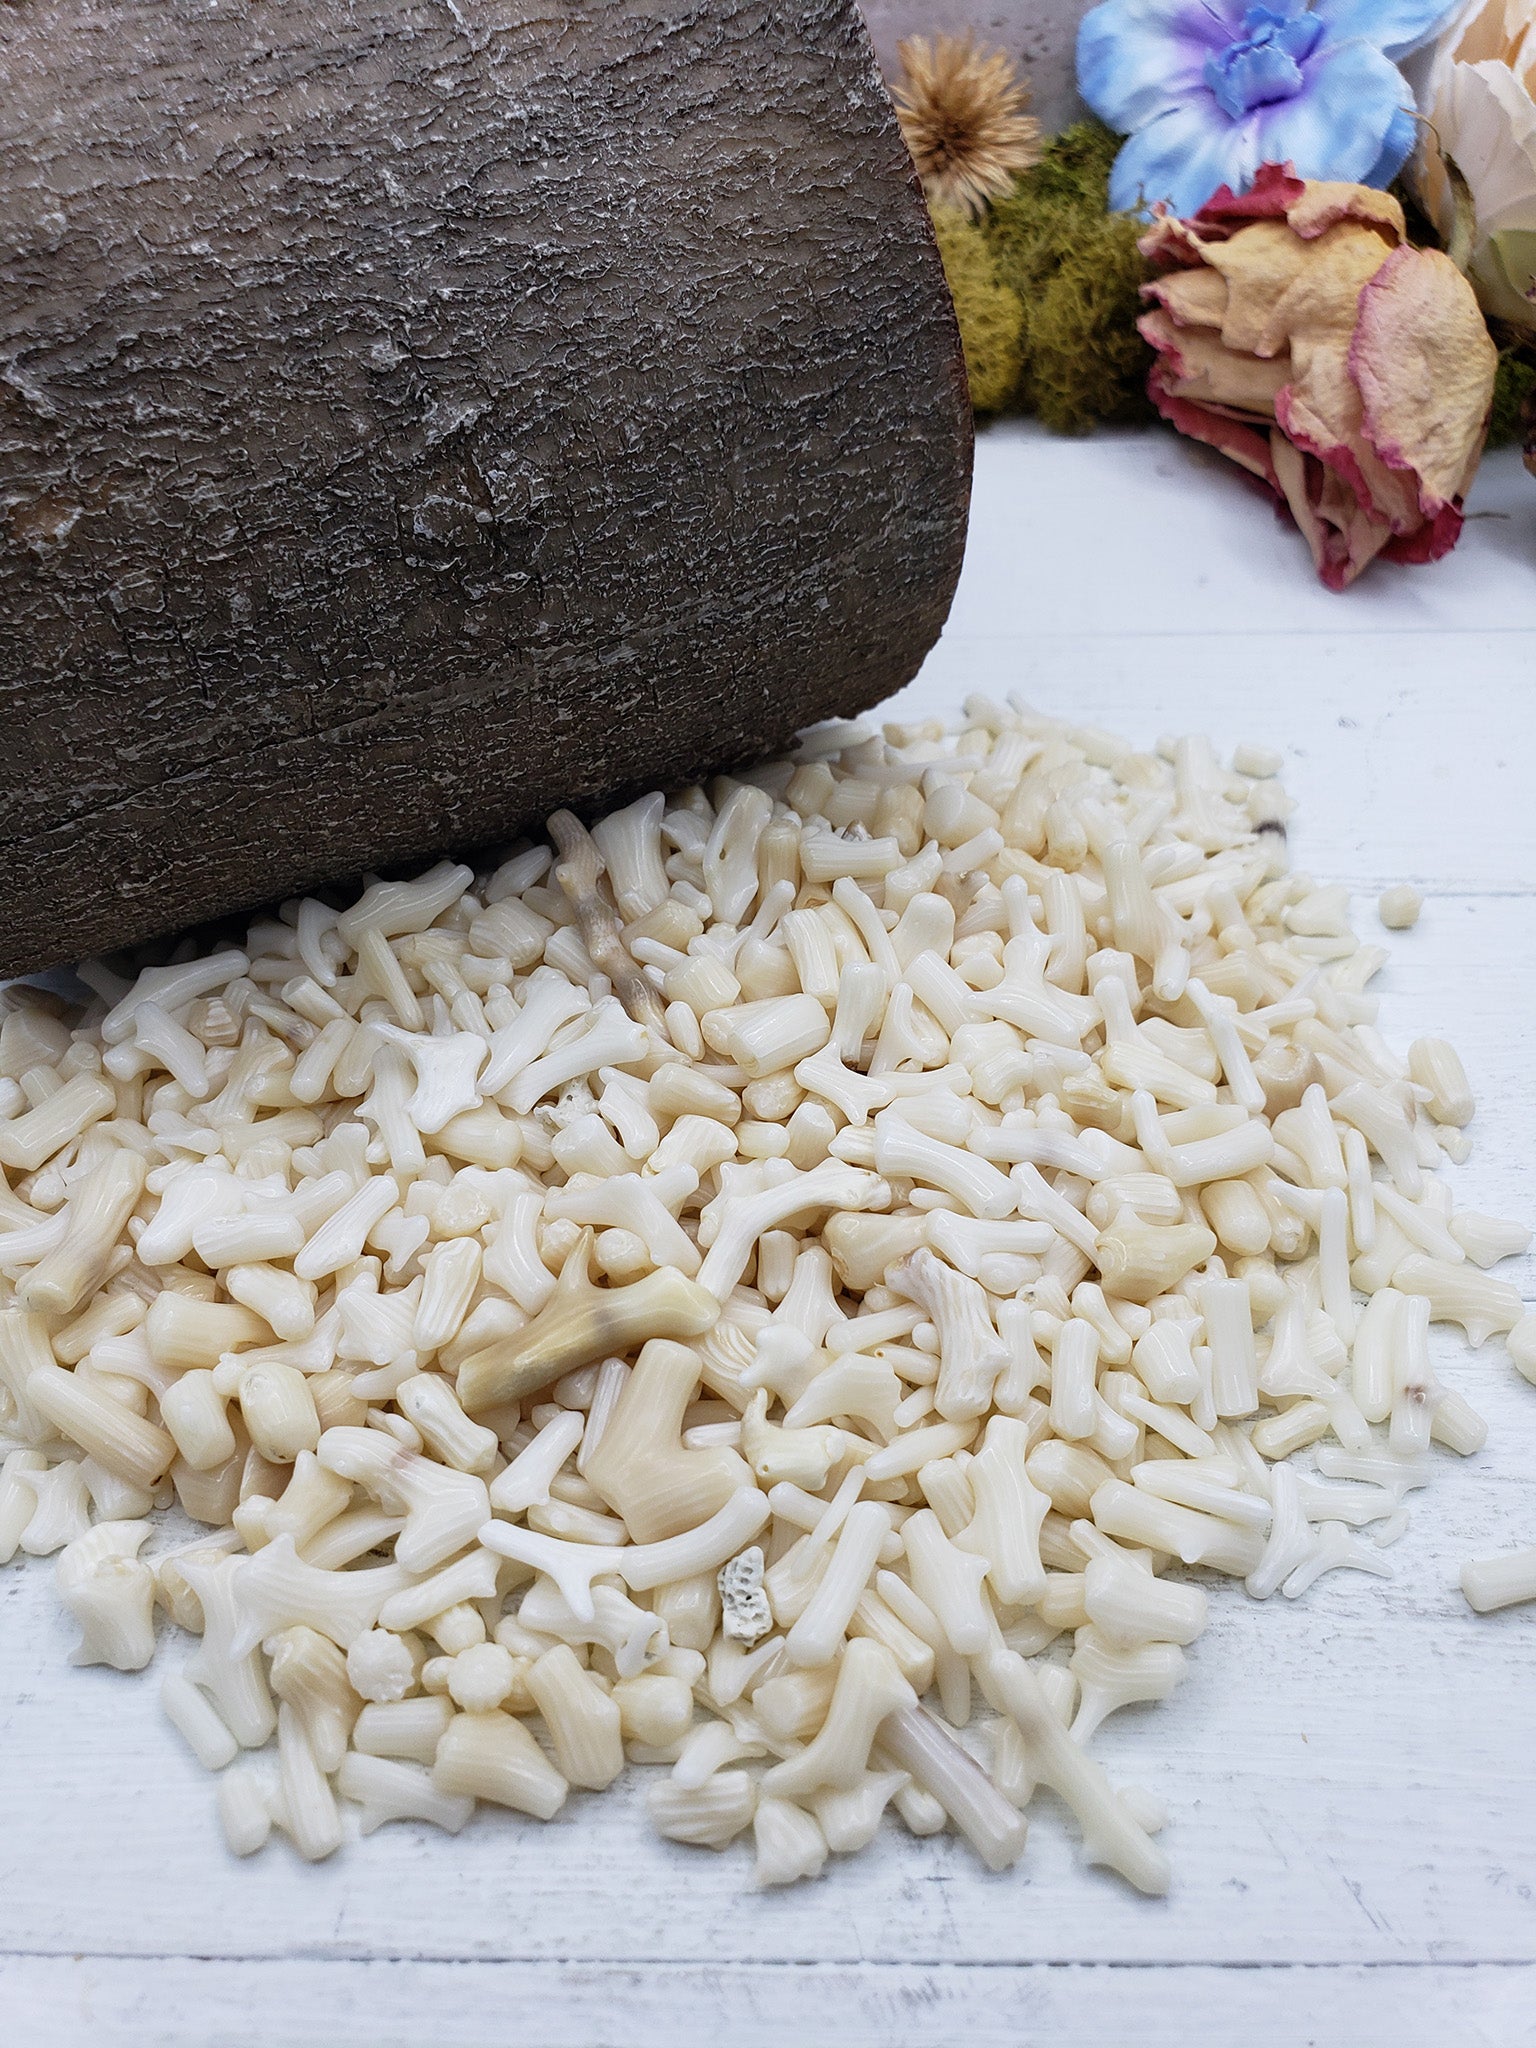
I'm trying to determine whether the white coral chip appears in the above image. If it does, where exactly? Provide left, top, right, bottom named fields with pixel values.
left=0, top=693, right=1525, bottom=1908
left=717, top=1544, right=772, bottom=1645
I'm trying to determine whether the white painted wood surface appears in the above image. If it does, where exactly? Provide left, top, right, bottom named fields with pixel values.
left=4, top=420, right=1535, bottom=2048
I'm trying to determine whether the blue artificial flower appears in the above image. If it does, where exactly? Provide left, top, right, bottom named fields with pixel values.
left=1077, top=0, right=1461, bottom=217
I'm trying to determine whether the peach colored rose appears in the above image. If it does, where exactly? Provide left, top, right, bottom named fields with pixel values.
left=1138, top=163, right=1498, bottom=587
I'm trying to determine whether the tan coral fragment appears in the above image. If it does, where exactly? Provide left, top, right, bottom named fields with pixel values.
left=456, top=1231, right=719, bottom=1413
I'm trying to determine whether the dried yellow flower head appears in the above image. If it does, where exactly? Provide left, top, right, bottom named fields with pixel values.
left=893, top=34, right=1042, bottom=220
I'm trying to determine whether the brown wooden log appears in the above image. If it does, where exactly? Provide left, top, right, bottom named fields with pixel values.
left=0, top=0, right=970, bottom=977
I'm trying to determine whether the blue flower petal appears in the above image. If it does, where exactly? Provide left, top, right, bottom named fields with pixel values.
left=1250, top=37, right=1411, bottom=184
left=1362, top=102, right=1420, bottom=186
left=1205, top=37, right=1306, bottom=121
left=1078, top=0, right=1251, bottom=134
left=1108, top=99, right=1264, bottom=216
left=1272, top=9, right=1328, bottom=63
left=1309, top=0, right=1461, bottom=60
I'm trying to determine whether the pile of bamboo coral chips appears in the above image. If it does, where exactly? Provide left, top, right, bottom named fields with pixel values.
left=1, top=700, right=1531, bottom=1889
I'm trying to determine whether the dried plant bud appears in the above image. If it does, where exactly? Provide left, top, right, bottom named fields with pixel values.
left=893, top=34, right=1041, bottom=219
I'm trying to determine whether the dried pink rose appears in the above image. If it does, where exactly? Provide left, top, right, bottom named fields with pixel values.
left=1138, top=163, right=1498, bottom=589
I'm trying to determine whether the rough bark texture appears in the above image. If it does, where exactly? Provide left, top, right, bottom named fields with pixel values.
left=0, top=0, right=971, bottom=976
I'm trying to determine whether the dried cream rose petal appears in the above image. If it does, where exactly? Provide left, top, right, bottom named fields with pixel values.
left=1138, top=165, right=1496, bottom=590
